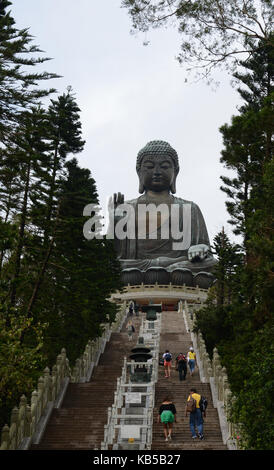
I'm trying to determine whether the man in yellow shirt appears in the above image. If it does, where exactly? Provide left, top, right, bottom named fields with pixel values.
left=185, top=388, right=204, bottom=440
left=187, top=346, right=196, bottom=376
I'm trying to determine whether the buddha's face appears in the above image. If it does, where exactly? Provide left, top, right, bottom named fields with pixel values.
left=138, top=153, right=176, bottom=193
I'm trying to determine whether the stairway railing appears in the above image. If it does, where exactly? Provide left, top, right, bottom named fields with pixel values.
left=101, top=313, right=162, bottom=450
left=0, top=301, right=128, bottom=451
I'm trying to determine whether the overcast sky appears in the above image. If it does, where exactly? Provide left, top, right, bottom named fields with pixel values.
left=12, top=0, right=242, bottom=245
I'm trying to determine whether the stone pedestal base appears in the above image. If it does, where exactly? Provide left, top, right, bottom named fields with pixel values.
left=121, top=267, right=214, bottom=289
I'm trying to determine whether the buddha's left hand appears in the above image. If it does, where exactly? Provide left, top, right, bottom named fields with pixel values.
left=188, top=244, right=209, bottom=262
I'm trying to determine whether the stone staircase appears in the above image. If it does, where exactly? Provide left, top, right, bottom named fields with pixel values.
left=31, top=315, right=142, bottom=450
left=31, top=310, right=227, bottom=451
left=151, top=311, right=227, bottom=450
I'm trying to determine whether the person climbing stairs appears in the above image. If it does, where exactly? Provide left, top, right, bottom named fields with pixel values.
left=151, top=311, right=227, bottom=450
left=31, top=308, right=227, bottom=450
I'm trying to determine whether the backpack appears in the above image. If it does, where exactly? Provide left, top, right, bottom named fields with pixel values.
left=177, top=354, right=186, bottom=364
left=186, top=396, right=196, bottom=413
left=131, top=325, right=135, bottom=332
left=199, top=396, right=208, bottom=413
left=164, top=353, right=172, bottom=362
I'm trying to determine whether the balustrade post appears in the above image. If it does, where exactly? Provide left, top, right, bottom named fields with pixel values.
left=223, top=380, right=231, bottom=414
left=61, top=348, right=67, bottom=383
left=117, top=386, right=123, bottom=409
left=30, top=390, right=38, bottom=428
left=114, top=391, right=118, bottom=408
left=37, top=377, right=44, bottom=419
left=56, top=354, right=63, bottom=393
left=111, top=404, right=116, bottom=442
left=18, top=395, right=27, bottom=443
left=218, top=372, right=224, bottom=401
left=212, top=348, right=221, bottom=376
left=219, top=367, right=227, bottom=401
left=51, top=365, right=57, bottom=399
left=106, top=407, right=112, bottom=444
left=37, top=377, right=44, bottom=422
left=1, top=424, right=10, bottom=450
left=208, top=365, right=213, bottom=378
left=10, top=407, right=18, bottom=449
left=75, top=358, right=81, bottom=383
left=25, top=405, right=31, bottom=438
left=203, top=352, right=210, bottom=380
left=43, top=367, right=51, bottom=402
left=215, top=365, right=222, bottom=399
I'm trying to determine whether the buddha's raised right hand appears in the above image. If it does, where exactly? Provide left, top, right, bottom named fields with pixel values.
left=107, top=193, right=125, bottom=215
left=113, top=192, right=124, bottom=209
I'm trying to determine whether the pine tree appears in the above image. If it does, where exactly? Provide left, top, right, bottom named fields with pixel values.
left=0, top=2, right=123, bottom=433
left=195, top=37, right=273, bottom=448
left=42, top=158, right=122, bottom=363
left=212, top=228, right=242, bottom=306
left=0, top=0, right=58, bottom=142
left=42, top=87, right=85, bottom=244
left=214, top=39, right=273, bottom=449
left=219, top=38, right=273, bottom=252
left=25, top=89, right=86, bottom=317
left=233, top=34, right=274, bottom=112
left=194, top=229, right=242, bottom=356
left=4, top=106, right=50, bottom=308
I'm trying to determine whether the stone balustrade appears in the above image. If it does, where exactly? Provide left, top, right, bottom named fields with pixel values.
left=101, top=313, right=161, bottom=450
left=111, top=284, right=208, bottom=304
left=0, top=301, right=128, bottom=451
left=182, top=301, right=239, bottom=450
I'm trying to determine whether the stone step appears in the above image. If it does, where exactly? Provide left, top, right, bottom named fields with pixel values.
left=31, top=310, right=227, bottom=451
left=31, top=315, right=143, bottom=450
left=151, top=311, right=227, bottom=451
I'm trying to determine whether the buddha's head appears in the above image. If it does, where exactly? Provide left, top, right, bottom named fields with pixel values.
left=136, top=140, right=179, bottom=194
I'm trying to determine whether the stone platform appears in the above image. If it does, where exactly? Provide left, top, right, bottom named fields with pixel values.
left=111, top=284, right=208, bottom=308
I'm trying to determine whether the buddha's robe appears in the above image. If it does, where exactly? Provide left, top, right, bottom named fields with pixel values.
left=112, top=195, right=216, bottom=273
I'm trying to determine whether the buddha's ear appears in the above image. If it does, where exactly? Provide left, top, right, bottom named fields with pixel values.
left=170, top=182, right=176, bottom=194
left=138, top=173, right=145, bottom=193
left=139, top=182, right=145, bottom=194
left=170, top=175, right=177, bottom=194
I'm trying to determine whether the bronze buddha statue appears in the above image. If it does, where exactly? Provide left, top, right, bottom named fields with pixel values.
left=108, top=140, right=216, bottom=288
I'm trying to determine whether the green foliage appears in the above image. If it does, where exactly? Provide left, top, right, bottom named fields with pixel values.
left=122, top=0, right=273, bottom=79
left=40, top=158, right=122, bottom=363
left=234, top=35, right=274, bottom=112
left=0, top=0, right=58, bottom=141
left=212, top=229, right=243, bottom=305
left=229, top=323, right=274, bottom=450
left=0, top=312, right=47, bottom=429
left=194, top=231, right=241, bottom=357
left=194, top=38, right=273, bottom=449
left=0, top=2, right=122, bottom=433
left=220, top=104, right=273, bottom=243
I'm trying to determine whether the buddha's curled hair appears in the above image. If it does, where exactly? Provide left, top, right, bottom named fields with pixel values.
left=136, top=140, right=180, bottom=174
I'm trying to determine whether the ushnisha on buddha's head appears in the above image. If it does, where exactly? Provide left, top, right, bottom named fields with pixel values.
left=136, top=140, right=180, bottom=194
